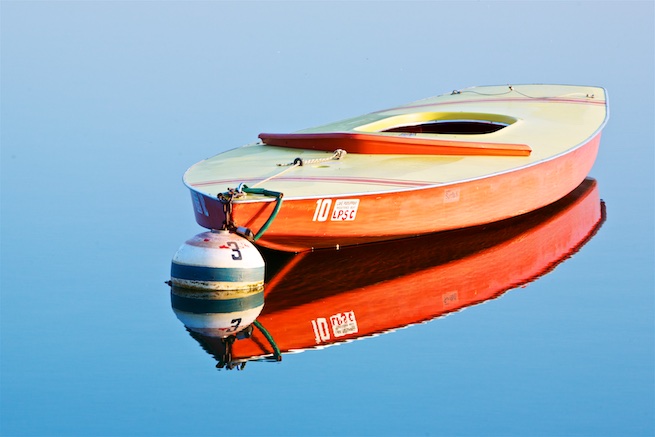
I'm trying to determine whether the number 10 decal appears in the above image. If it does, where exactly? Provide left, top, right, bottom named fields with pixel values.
left=312, top=199, right=332, bottom=222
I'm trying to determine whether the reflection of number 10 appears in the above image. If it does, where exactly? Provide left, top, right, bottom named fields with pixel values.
left=311, top=318, right=330, bottom=343
left=313, top=199, right=332, bottom=222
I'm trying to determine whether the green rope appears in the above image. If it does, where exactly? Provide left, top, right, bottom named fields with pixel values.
left=241, top=185, right=284, bottom=241
left=253, top=320, right=282, bottom=361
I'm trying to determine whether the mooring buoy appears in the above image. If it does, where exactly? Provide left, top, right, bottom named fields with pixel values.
left=170, top=230, right=265, bottom=337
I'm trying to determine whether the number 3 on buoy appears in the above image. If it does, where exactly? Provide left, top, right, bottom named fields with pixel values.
left=227, top=241, right=242, bottom=260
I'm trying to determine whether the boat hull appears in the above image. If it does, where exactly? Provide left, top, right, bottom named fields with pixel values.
left=176, top=178, right=605, bottom=365
left=189, top=131, right=600, bottom=252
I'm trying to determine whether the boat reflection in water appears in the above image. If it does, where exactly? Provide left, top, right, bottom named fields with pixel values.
left=171, top=178, right=606, bottom=370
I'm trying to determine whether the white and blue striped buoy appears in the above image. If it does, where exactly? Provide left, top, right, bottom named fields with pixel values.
left=170, top=230, right=265, bottom=337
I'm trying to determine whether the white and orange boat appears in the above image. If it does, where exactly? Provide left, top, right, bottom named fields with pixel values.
left=184, top=84, right=608, bottom=252
left=173, top=178, right=606, bottom=368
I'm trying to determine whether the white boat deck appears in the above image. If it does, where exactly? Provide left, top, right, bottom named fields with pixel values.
left=185, top=84, right=608, bottom=199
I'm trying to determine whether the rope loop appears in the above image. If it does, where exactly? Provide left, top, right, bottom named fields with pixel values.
left=277, top=149, right=347, bottom=167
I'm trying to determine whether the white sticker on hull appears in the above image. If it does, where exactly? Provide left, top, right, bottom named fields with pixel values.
left=191, top=191, right=209, bottom=216
left=199, top=193, right=209, bottom=216
left=444, top=188, right=460, bottom=203
left=330, top=311, right=358, bottom=337
left=331, top=199, right=359, bottom=221
left=442, top=291, right=459, bottom=307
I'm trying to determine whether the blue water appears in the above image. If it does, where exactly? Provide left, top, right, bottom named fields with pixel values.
left=1, top=2, right=653, bottom=436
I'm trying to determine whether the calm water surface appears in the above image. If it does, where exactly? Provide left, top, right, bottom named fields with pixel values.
left=1, top=2, right=653, bottom=436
